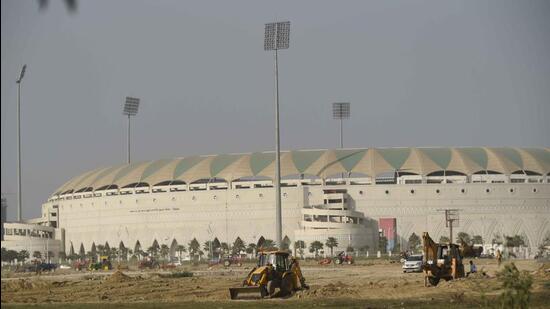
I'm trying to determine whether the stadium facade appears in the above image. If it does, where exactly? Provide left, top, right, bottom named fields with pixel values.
left=2, top=147, right=550, bottom=259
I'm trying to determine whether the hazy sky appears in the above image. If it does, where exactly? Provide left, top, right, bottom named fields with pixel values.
left=1, top=0, right=549, bottom=220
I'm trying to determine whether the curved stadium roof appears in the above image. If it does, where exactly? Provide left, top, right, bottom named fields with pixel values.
left=53, top=147, right=550, bottom=196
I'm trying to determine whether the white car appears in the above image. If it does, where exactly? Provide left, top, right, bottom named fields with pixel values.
left=402, top=255, right=423, bottom=273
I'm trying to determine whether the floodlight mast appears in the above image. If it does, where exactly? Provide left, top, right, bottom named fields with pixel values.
left=16, top=64, right=27, bottom=222
left=332, top=102, right=350, bottom=149
left=264, top=21, right=290, bottom=247
left=123, top=97, right=140, bottom=164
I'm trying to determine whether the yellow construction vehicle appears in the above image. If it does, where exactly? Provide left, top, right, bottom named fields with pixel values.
left=422, top=232, right=465, bottom=286
left=229, top=251, right=308, bottom=299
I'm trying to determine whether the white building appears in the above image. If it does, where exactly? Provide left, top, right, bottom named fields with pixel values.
left=3, top=147, right=549, bottom=259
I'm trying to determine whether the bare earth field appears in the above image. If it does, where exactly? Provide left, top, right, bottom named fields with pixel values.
left=2, top=259, right=549, bottom=308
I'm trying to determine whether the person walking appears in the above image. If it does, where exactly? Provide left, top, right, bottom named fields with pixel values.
left=496, top=249, right=502, bottom=267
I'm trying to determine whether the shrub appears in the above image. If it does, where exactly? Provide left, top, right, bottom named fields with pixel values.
left=496, top=263, right=533, bottom=309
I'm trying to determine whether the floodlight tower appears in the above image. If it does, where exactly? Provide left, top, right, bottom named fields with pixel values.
left=123, top=97, right=140, bottom=164
left=264, top=21, right=290, bottom=246
left=16, top=64, right=26, bottom=222
left=332, top=102, right=350, bottom=149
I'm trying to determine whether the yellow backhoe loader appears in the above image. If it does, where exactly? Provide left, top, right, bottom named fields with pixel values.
left=422, top=232, right=465, bottom=286
left=229, top=251, right=308, bottom=299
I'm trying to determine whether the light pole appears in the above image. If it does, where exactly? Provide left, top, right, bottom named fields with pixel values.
left=264, top=21, right=290, bottom=247
left=332, top=102, right=350, bottom=149
left=16, top=64, right=26, bottom=222
left=123, top=97, right=140, bottom=164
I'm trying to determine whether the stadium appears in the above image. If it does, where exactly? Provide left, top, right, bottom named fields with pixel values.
left=3, top=147, right=550, bottom=260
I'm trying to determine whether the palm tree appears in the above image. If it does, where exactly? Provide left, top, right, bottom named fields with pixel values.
left=260, top=239, right=276, bottom=250
left=232, top=237, right=246, bottom=255
left=280, top=236, right=291, bottom=251
left=246, top=243, right=257, bottom=257
left=408, top=233, right=421, bottom=252
left=188, top=238, right=201, bottom=261
left=309, top=241, right=323, bottom=258
left=159, top=244, right=170, bottom=261
left=176, top=245, right=186, bottom=262
left=33, top=251, right=42, bottom=260
left=294, top=240, right=306, bottom=259
left=325, top=237, right=338, bottom=256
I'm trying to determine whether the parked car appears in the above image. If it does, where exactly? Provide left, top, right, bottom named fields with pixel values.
left=402, top=254, right=423, bottom=273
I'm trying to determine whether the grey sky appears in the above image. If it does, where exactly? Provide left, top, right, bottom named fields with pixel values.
left=1, top=0, right=549, bottom=220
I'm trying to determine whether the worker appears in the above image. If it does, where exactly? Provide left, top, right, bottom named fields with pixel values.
left=496, top=249, right=502, bottom=267
left=466, top=260, right=477, bottom=277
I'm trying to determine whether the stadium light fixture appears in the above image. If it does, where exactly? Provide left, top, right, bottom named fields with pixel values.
left=123, top=96, right=140, bottom=164
left=264, top=21, right=290, bottom=246
left=332, top=102, right=350, bottom=149
left=16, top=64, right=27, bottom=222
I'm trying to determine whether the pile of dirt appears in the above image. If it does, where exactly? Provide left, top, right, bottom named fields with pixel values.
left=300, top=281, right=359, bottom=298
left=105, top=271, right=134, bottom=283
left=2, top=279, right=50, bottom=292
left=532, top=263, right=550, bottom=279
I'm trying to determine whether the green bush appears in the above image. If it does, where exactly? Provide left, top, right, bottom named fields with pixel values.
left=496, top=263, right=533, bottom=309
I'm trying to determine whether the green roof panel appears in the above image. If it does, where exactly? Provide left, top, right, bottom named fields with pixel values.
left=493, top=148, right=523, bottom=168
left=523, top=148, right=550, bottom=166
left=291, top=150, right=325, bottom=173
left=421, top=148, right=452, bottom=169
left=250, top=152, right=276, bottom=176
left=377, top=148, right=411, bottom=170
left=141, top=159, right=173, bottom=181
left=173, top=156, right=205, bottom=179
left=210, top=154, right=241, bottom=177
left=333, top=149, right=368, bottom=172
left=459, top=147, right=488, bottom=169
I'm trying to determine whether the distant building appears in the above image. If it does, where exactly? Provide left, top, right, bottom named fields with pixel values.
left=2, top=147, right=549, bottom=260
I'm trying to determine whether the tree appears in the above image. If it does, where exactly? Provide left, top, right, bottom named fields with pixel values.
left=346, top=245, right=354, bottom=253
left=246, top=243, right=257, bottom=255
left=408, top=233, right=421, bottom=252
left=260, top=239, right=276, bottom=250
left=220, top=242, right=230, bottom=254
left=159, top=244, right=170, bottom=261
left=176, top=245, right=186, bottom=261
left=147, top=245, right=159, bottom=258
left=458, top=232, right=471, bottom=244
left=378, top=236, right=388, bottom=253
left=280, top=236, right=291, bottom=251
left=96, top=244, right=106, bottom=256
left=325, top=237, right=339, bottom=256
left=18, top=250, right=30, bottom=263
left=188, top=238, right=201, bottom=260
left=309, top=241, right=323, bottom=258
left=472, top=235, right=483, bottom=245
left=439, top=236, right=450, bottom=243
left=33, top=251, right=42, bottom=260
left=294, top=240, right=306, bottom=259
left=232, top=237, right=246, bottom=255
left=492, top=234, right=504, bottom=245
left=505, top=235, right=526, bottom=248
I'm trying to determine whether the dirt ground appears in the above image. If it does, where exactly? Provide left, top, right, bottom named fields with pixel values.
left=2, top=259, right=549, bottom=308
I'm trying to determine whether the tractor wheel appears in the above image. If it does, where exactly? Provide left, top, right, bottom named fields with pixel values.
left=347, top=260, right=352, bottom=265
left=223, top=260, right=231, bottom=267
left=428, top=276, right=440, bottom=286
left=280, top=275, right=293, bottom=296
left=267, top=280, right=278, bottom=296
left=334, top=258, right=342, bottom=265
left=260, top=285, right=268, bottom=298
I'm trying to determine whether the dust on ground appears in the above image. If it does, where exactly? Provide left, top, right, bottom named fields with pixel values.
left=2, top=259, right=549, bottom=307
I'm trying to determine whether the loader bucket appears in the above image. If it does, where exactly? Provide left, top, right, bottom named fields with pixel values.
left=229, top=286, right=262, bottom=300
